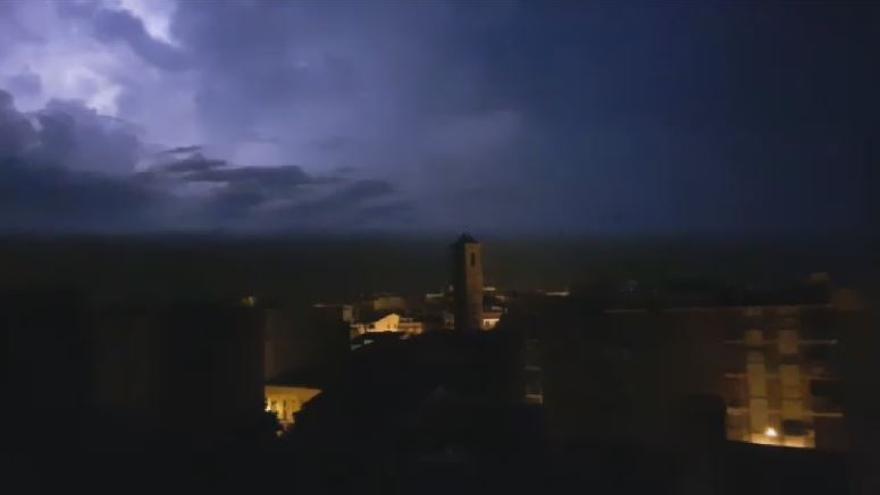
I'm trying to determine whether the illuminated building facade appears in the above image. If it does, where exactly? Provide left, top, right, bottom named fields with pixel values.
left=721, top=304, right=852, bottom=450
left=398, top=317, right=425, bottom=335
left=351, top=312, right=401, bottom=334
left=481, top=311, right=503, bottom=330
left=264, top=385, right=321, bottom=427
left=349, top=312, right=425, bottom=336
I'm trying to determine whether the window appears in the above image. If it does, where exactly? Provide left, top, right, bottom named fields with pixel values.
left=810, top=379, right=843, bottom=413
left=745, top=329, right=763, bottom=347
left=525, top=369, right=543, bottom=401
left=778, top=330, right=798, bottom=355
left=780, top=365, right=801, bottom=399
left=524, top=339, right=541, bottom=367
left=724, top=326, right=744, bottom=341
left=782, top=419, right=809, bottom=436
left=810, top=380, right=842, bottom=401
left=804, top=345, right=831, bottom=362
left=470, top=252, right=476, bottom=267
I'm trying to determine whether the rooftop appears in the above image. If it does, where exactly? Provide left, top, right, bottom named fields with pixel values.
left=451, top=233, right=478, bottom=246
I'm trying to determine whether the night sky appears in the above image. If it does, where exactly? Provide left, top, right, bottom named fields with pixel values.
left=0, top=1, right=877, bottom=236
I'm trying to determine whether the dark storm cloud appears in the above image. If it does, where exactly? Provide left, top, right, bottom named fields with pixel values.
left=150, top=154, right=332, bottom=201
left=294, top=179, right=398, bottom=212
left=0, top=89, right=411, bottom=232
left=151, top=1, right=536, bottom=232
left=330, top=165, right=358, bottom=176
left=354, top=199, right=417, bottom=225
left=0, top=160, right=164, bottom=231
left=0, top=89, right=170, bottom=230
left=271, top=177, right=407, bottom=230
left=437, top=1, right=879, bottom=236
left=4, top=71, right=42, bottom=99
left=185, top=173, right=405, bottom=231
left=153, top=153, right=226, bottom=174
left=167, top=3, right=518, bottom=146
left=182, top=165, right=317, bottom=188
left=339, top=179, right=395, bottom=200
left=30, top=98, right=142, bottom=175
left=0, top=90, right=37, bottom=159
left=1, top=1, right=877, bottom=235
left=158, top=145, right=203, bottom=156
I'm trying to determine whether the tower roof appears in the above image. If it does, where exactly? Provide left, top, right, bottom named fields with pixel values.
left=452, top=233, right=479, bottom=245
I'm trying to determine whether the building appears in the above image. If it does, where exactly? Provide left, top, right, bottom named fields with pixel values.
left=450, top=233, right=484, bottom=332
left=436, top=286, right=506, bottom=331
left=92, top=301, right=267, bottom=448
left=369, top=295, right=408, bottom=313
left=501, top=278, right=870, bottom=453
left=481, top=309, right=503, bottom=330
left=264, top=385, right=322, bottom=428
left=351, top=312, right=399, bottom=334
left=350, top=312, right=424, bottom=336
left=264, top=303, right=350, bottom=383
left=442, top=310, right=455, bottom=330
left=261, top=304, right=352, bottom=432
left=1, top=291, right=268, bottom=450
left=312, top=303, right=354, bottom=324
left=398, top=317, right=425, bottom=335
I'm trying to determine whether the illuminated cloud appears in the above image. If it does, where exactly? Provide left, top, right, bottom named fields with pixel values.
left=0, top=1, right=876, bottom=235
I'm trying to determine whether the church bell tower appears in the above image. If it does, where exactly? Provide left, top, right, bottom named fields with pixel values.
left=450, top=233, right=483, bottom=332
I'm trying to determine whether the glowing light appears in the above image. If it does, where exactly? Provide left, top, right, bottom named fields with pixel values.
left=765, top=427, right=778, bottom=438
left=264, top=386, right=322, bottom=427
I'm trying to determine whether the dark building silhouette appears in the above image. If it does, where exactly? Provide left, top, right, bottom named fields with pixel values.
left=90, top=302, right=266, bottom=449
left=1, top=292, right=267, bottom=451
left=262, top=303, right=351, bottom=428
left=451, top=234, right=483, bottom=332
left=502, top=278, right=869, bottom=453
left=1, top=290, right=93, bottom=450
left=263, top=303, right=350, bottom=383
